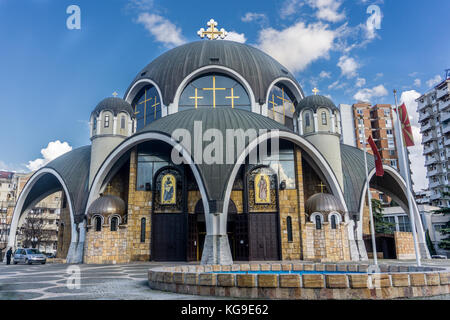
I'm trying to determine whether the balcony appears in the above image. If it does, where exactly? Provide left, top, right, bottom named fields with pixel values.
left=417, top=98, right=431, bottom=112
left=422, top=133, right=437, bottom=144
left=430, top=192, right=442, bottom=200
left=436, top=83, right=449, bottom=100
left=445, top=136, right=450, bottom=147
left=430, top=180, right=443, bottom=189
left=441, top=111, right=450, bottom=122
left=419, top=110, right=432, bottom=122
left=423, top=143, right=437, bottom=155
left=439, top=99, right=450, bottom=112
left=427, top=167, right=442, bottom=178
left=425, top=157, right=439, bottom=166
left=420, top=121, right=434, bottom=133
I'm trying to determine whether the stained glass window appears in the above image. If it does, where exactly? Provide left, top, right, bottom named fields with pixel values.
left=179, top=73, right=251, bottom=111
left=267, top=84, right=296, bottom=129
left=132, top=85, right=162, bottom=130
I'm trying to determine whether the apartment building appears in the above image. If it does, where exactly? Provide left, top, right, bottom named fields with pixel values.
left=340, top=103, right=400, bottom=204
left=416, top=76, right=450, bottom=207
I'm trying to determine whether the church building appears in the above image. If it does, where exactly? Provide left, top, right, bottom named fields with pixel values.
left=7, top=21, right=430, bottom=265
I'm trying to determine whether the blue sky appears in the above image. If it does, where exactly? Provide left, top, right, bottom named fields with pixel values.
left=0, top=0, right=448, bottom=190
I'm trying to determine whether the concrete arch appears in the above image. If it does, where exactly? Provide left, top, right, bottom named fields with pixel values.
left=6, top=168, right=76, bottom=262
left=265, top=77, right=305, bottom=107
left=86, top=132, right=211, bottom=261
left=356, top=165, right=430, bottom=259
left=124, top=79, right=167, bottom=117
left=221, top=131, right=347, bottom=236
left=171, top=65, right=258, bottom=114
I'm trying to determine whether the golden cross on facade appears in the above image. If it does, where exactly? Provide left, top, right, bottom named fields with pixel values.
left=269, top=94, right=277, bottom=119
left=202, top=76, right=226, bottom=108
left=197, top=19, right=228, bottom=40
left=312, top=87, right=319, bottom=95
left=225, top=88, right=240, bottom=109
left=276, top=88, right=289, bottom=119
left=317, top=182, right=326, bottom=193
left=152, top=97, right=160, bottom=118
left=112, top=91, right=119, bottom=97
left=189, top=88, right=203, bottom=109
left=138, top=89, right=152, bottom=126
left=134, top=104, right=140, bottom=116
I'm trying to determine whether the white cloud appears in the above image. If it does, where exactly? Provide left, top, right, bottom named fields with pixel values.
left=280, top=0, right=303, bottom=18
left=222, top=31, right=247, bottom=43
left=26, top=141, right=72, bottom=172
left=426, top=74, right=442, bottom=88
left=356, top=77, right=366, bottom=87
left=307, top=0, right=346, bottom=23
left=328, top=80, right=346, bottom=90
left=400, top=90, right=427, bottom=191
left=337, top=55, right=359, bottom=78
left=353, top=84, right=388, bottom=102
left=319, top=71, right=331, bottom=78
left=256, top=22, right=335, bottom=73
left=241, top=12, right=267, bottom=24
left=137, top=13, right=186, bottom=47
left=126, top=0, right=154, bottom=11
left=414, top=78, right=421, bottom=87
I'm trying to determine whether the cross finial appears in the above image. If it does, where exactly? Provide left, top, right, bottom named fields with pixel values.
left=197, top=19, right=228, bottom=40
left=312, top=88, right=319, bottom=95
left=317, top=182, right=326, bottom=193
left=112, top=91, right=119, bottom=97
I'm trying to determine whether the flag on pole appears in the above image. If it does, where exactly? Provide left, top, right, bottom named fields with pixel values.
left=368, top=135, right=384, bottom=177
left=395, top=103, right=415, bottom=147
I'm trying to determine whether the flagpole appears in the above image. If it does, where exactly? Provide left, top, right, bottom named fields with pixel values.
left=360, top=115, right=378, bottom=266
left=393, top=89, right=421, bottom=266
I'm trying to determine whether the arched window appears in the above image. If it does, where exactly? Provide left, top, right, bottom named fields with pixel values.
left=110, top=217, right=118, bottom=232
left=286, top=216, right=293, bottom=242
left=315, top=215, right=322, bottom=230
left=321, top=112, right=327, bottom=125
left=179, top=73, right=251, bottom=111
left=331, top=215, right=337, bottom=229
left=104, top=115, right=110, bottom=128
left=93, top=117, right=97, bottom=131
left=95, top=216, right=102, bottom=232
left=132, top=85, right=162, bottom=130
left=120, top=116, right=125, bottom=129
left=140, top=218, right=146, bottom=243
left=267, top=84, right=296, bottom=129
left=305, top=113, right=310, bottom=127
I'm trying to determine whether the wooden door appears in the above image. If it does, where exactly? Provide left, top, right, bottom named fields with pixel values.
left=152, top=213, right=186, bottom=261
left=187, top=214, right=198, bottom=261
left=234, top=214, right=249, bottom=261
left=249, top=213, right=279, bottom=261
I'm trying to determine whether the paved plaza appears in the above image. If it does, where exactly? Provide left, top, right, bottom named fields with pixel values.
left=0, top=260, right=449, bottom=300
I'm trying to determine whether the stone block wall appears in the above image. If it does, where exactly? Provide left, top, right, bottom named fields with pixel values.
left=279, top=189, right=300, bottom=260
left=395, top=231, right=415, bottom=260
left=84, top=226, right=128, bottom=264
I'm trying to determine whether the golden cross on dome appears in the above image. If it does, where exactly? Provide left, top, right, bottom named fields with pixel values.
left=112, top=91, right=119, bottom=97
left=202, top=76, right=226, bottom=108
left=138, top=89, right=152, bottom=126
left=197, top=19, right=228, bottom=40
left=317, top=182, right=326, bottom=193
left=152, top=98, right=160, bottom=118
left=312, top=87, right=319, bottom=95
left=189, top=88, right=203, bottom=109
left=225, top=88, right=240, bottom=109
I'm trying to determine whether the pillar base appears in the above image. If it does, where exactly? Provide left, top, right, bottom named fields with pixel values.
left=201, top=235, right=233, bottom=265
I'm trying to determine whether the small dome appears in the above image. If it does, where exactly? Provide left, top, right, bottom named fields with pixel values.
left=87, top=194, right=126, bottom=218
left=92, top=97, right=135, bottom=118
left=305, top=193, right=344, bottom=215
left=296, top=95, right=338, bottom=113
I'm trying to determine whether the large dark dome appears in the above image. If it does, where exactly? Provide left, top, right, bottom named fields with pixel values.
left=125, top=40, right=304, bottom=106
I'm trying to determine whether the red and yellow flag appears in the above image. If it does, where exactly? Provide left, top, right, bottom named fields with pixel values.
left=395, top=103, right=415, bottom=147
left=368, top=136, right=384, bottom=177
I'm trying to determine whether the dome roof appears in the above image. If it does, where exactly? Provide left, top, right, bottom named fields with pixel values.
left=92, top=97, right=135, bottom=117
left=305, top=193, right=345, bottom=215
left=125, top=40, right=304, bottom=106
left=87, top=194, right=126, bottom=218
left=296, top=95, right=338, bottom=113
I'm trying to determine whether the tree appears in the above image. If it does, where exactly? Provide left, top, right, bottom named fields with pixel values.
left=371, top=198, right=396, bottom=234
left=433, top=192, right=450, bottom=250
left=19, top=209, right=53, bottom=250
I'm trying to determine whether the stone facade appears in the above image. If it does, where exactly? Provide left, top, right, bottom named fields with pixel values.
left=395, top=231, right=415, bottom=260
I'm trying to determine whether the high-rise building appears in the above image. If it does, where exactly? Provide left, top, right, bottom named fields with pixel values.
left=416, top=75, right=450, bottom=207
left=340, top=103, right=400, bottom=204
